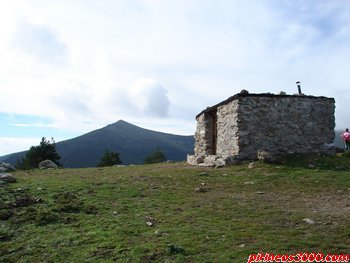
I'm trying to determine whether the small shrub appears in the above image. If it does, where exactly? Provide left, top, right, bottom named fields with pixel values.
left=62, top=215, right=78, bottom=224
left=14, top=196, right=35, bottom=207
left=53, top=192, right=81, bottom=205
left=35, top=210, right=59, bottom=226
left=16, top=207, right=38, bottom=222
left=53, top=192, right=84, bottom=213
left=83, top=205, right=98, bottom=215
left=56, top=203, right=83, bottom=213
left=0, top=209, right=13, bottom=220
left=166, top=244, right=186, bottom=255
left=0, top=225, right=13, bottom=241
left=144, top=148, right=166, bottom=164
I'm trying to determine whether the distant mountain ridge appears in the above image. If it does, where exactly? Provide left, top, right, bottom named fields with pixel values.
left=1, top=123, right=347, bottom=168
left=0, top=120, right=194, bottom=168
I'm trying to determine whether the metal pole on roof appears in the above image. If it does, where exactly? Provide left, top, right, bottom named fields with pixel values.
left=296, top=81, right=302, bottom=94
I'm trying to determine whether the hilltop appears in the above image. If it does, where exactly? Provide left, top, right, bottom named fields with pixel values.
left=0, top=120, right=194, bottom=168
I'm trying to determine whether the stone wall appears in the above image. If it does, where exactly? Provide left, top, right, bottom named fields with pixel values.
left=187, top=93, right=335, bottom=167
left=234, top=95, right=335, bottom=160
left=190, top=113, right=215, bottom=163
left=216, top=99, right=239, bottom=157
left=193, top=114, right=208, bottom=156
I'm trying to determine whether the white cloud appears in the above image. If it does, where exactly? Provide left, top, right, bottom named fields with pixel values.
left=0, top=137, right=39, bottom=156
left=9, top=123, right=54, bottom=128
left=13, top=21, right=69, bottom=64
left=128, top=78, right=170, bottom=118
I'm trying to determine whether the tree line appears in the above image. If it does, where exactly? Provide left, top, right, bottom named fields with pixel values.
left=16, top=137, right=167, bottom=169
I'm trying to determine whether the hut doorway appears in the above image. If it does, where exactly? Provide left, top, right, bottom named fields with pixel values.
left=210, top=111, right=217, bottom=155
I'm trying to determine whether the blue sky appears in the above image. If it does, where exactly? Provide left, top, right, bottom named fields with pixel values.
left=1, top=0, right=350, bottom=156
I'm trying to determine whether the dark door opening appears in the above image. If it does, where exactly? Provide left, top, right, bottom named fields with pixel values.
left=211, top=112, right=217, bottom=155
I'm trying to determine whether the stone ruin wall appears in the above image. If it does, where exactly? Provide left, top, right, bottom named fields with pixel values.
left=193, top=114, right=213, bottom=157
left=216, top=99, right=239, bottom=157
left=231, top=95, right=335, bottom=159
left=188, top=94, right=335, bottom=167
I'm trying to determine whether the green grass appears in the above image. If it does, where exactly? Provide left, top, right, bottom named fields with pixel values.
left=1, top=155, right=350, bottom=262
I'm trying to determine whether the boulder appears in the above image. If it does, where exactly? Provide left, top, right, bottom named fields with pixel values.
left=187, top=155, right=196, bottom=165
left=257, top=150, right=275, bottom=163
left=248, top=162, right=256, bottom=169
left=189, top=155, right=228, bottom=167
left=0, top=162, right=16, bottom=172
left=187, top=154, right=205, bottom=165
left=0, top=173, right=16, bottom=184
left=214, top=158, right=226, bottom=168
left=38, top=160, right=58, bottom=169
left=204, top=155, right=217, bottom=166
left=302, top=218, right=316, bottom=225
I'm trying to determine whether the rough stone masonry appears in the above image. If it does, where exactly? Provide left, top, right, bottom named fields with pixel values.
left=187, top=91, right=335, bottom=167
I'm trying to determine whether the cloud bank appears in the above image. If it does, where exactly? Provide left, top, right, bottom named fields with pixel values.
left=0, top=0, right=349, bottom=155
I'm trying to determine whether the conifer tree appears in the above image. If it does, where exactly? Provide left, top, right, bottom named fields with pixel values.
left=144, top=148, right=166, bottom=164
left=16, top=137, right=61, bottom=169
left=97, top=149, right=122, bottom=167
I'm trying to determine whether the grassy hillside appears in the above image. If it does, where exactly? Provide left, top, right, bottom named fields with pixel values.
left=1, top=155, right=350, bottom=262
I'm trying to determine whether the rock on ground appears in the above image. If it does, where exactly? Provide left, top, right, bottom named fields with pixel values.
left=0, top=173, right=16, bottom=184
left=39, top=160, right=59, bottom=169
left=0, top=162, right=16, bottom=172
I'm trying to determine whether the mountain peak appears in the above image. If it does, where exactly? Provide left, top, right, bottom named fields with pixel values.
left=115, top=119, right=127, bottom=124
left=114, top=119, right=134, bottom=125
left=0, top=119, right=195, bottom=167
left=108, top=120, right=138, bottom=129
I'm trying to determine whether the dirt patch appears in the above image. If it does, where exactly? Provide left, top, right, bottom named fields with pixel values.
left=253, top=190, right=350, bottom=218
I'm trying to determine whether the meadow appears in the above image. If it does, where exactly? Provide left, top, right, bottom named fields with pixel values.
left=1, top=155, right=350, bottom=262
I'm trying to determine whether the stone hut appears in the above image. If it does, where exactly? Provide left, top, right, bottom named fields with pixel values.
left=187, top=90, right=335, bottom=167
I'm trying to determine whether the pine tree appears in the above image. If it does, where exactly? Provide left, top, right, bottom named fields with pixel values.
left=97, top=150, right=122, bottom=167
left=16, top=137, right=61, bottom=169
left=144, top=148, right=166, bottom=164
